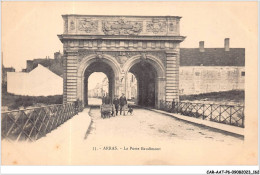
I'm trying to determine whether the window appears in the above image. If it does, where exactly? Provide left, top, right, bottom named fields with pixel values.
left=241, top=71, right=245, bottom=76
left=195, top=72, right=200, bottom=76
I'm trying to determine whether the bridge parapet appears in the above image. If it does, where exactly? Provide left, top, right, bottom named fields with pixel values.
left=1, top=102, right=81, bottom=142
left=160, top=100, right=245, bottom=128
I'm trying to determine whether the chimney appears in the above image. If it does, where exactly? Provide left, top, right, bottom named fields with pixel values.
left=26, top=60, right=33, bottom=72
left=225, top=38, right=230, bottom=51
left=199, top=41, right=205, bottom=52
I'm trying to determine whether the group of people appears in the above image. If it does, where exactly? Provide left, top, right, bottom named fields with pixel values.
left=102, top=93, right=128, bottom=116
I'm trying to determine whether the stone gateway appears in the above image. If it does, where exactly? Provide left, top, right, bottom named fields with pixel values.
left=58, top=15, right=185, bottom=108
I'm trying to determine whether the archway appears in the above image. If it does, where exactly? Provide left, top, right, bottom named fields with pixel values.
left=124, top=54, right=166, bottom=108
left=88, top=72, right=108, bottom=105
left=77, top=54, right=121, bottom=107
left=83, top=61, right=115, bottom=106
left=129, top=61, right=157, bottom=107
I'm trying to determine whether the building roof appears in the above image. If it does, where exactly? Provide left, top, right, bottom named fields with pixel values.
left=180, top=48, right=245, bottom=66
left=26, top=58, right=63, bottom=76
left=30, top=64, right=63, bottom=79
left=3, top=67, right=15, bottom=72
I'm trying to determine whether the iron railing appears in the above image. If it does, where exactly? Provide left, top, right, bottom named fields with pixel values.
left=159, top=100, right=245, bottom=128
left=1, top=102, right=83, bottom=142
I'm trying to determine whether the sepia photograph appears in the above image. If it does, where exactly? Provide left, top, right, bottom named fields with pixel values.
left=0, top=1, right=258, bottom=172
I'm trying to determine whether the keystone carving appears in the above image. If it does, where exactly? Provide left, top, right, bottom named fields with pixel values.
left=140, top=52, right=147, bottom=60
left=95, top=52, right=104, bottom=60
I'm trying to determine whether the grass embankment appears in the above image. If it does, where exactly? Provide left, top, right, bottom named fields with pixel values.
left=1, top=92, right=62, bottom=111
left=1, top=90, right=244, bottom=111
left=180, top=90, right=244, bottom=103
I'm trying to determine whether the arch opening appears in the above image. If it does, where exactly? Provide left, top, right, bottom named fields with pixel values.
left=83, top=61, right=115, bottom=106
left=128, top=61, right=158, bottom=107
left=88, top=72, right=108, bottom=105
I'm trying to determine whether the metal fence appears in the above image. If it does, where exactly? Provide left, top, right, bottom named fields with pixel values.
left=159, top=100, right=245, bottom=128
left=1, top=101, right=83, bottom=142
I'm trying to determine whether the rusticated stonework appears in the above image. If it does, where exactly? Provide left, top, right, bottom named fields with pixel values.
left=78, top=19, right=98, bottom=33
left=102, top=19, right=142, bottom=35
left=146, top=19, right=167, bottom=34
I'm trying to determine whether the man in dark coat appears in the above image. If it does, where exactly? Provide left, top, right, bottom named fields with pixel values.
left=112, top=96, right=120, bottom=116
left=102, top=94, right=106, bottom=104
left=119, top=93, right=127, bottom=116
left=105, top=94, right=111, bottom=104
left=102, top=93, right=111, bottom=104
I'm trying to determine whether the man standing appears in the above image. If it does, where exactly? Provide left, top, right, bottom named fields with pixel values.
left=112, top=96, right=120, bottom=116
left=104, top=93, right=111, bottom=104
left=102, top=94, right=106, bottom=104
left=119, top=93, right=127, bottom=116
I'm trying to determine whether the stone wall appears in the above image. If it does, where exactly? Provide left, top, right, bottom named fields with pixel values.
left=179, top=66, right=245, bottom=95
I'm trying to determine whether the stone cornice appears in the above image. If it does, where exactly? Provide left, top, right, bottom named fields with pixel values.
left=58, top=34, right=186, bottom=42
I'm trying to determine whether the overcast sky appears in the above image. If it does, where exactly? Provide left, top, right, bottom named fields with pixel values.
left=1, top=1, right=257, bottom=72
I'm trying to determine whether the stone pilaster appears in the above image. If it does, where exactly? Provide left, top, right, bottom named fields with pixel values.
left=165, top=51, right=179, bottom=102
left=63, top=51, right=78, bottom=103
left=157, top=77, right=166, bottom=108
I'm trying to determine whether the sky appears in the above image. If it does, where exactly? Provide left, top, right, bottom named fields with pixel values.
left=2, top=1, right=257, bottom=91
left=1, top=1, right=257, bottom=72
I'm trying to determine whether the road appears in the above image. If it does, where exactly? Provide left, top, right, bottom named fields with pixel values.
left=2, top=105, right=244, bottom=165
left=87, top=107, right=243, bottom=146
left=88, top=97, right=102, bottom=105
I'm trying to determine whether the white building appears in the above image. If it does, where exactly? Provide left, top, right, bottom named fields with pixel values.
left=126, top=73, right=137, bottom=100
left=7, top=64, right=63, bottom=96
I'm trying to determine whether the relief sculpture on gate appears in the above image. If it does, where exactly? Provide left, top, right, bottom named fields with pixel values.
left=78, top=19, right=98, bottom=33
left=146, top=19, right=167, bottom=34
left=102, top=19, right=143, bottom=35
